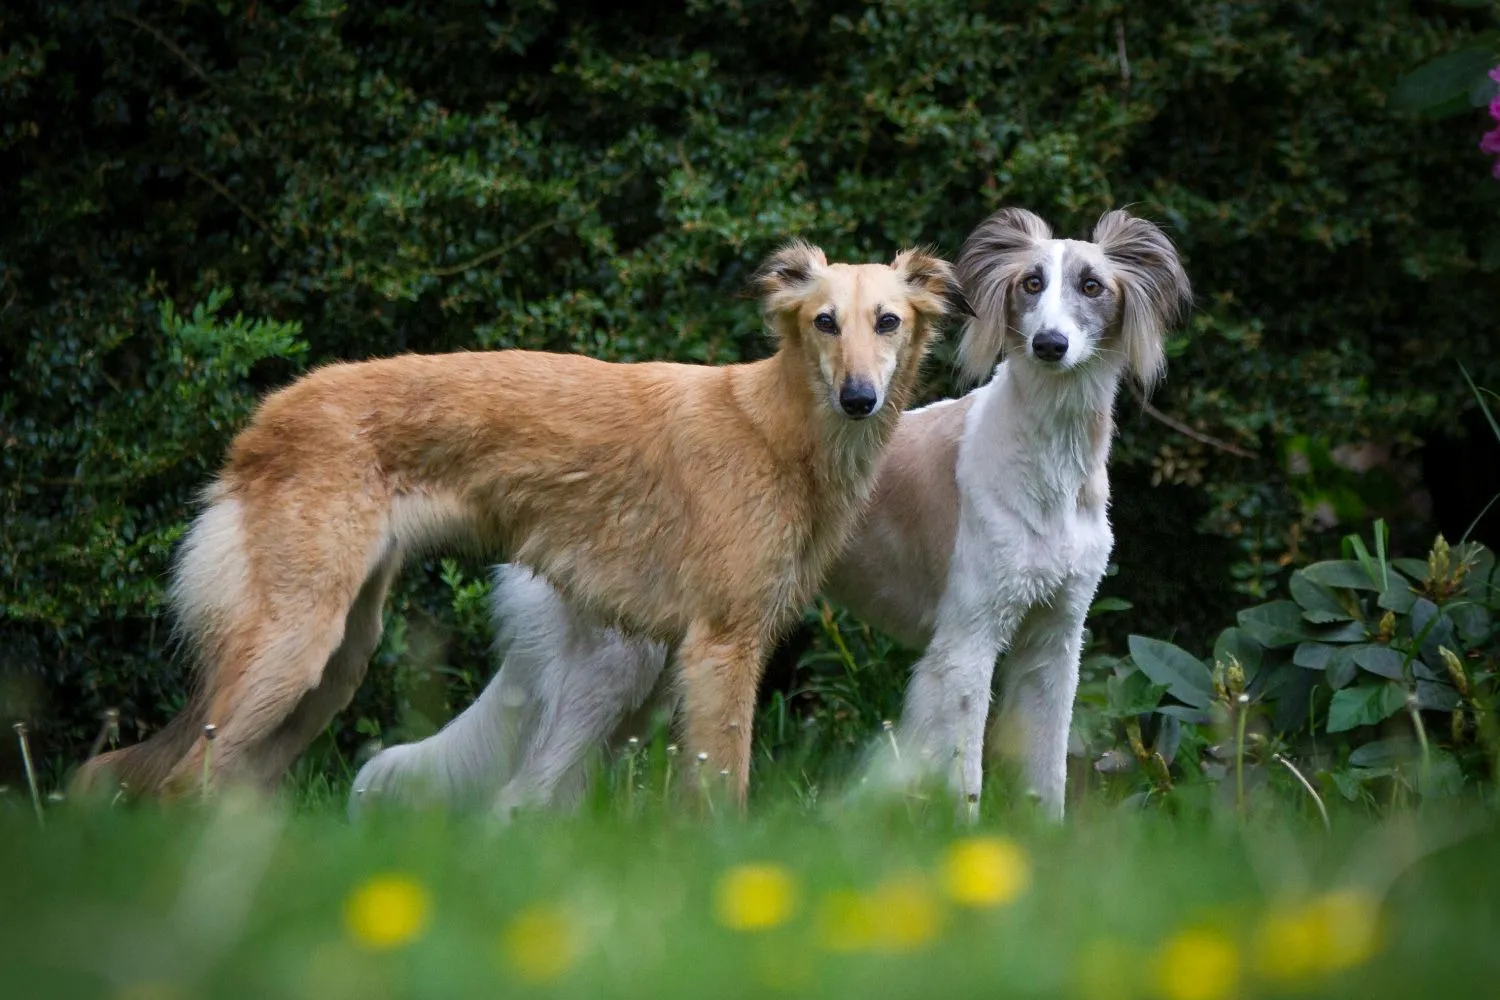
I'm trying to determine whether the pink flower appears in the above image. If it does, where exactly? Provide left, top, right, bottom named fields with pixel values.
left=1482, top=125, right=1500, bottom=156
left=1490, top=65, right=1500, bottom=85
left=1491, top=94, right=1500, bottom=123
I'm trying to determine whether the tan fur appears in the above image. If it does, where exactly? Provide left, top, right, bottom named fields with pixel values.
left=821, top=394, right=974, bottom=647
left=73, top=244, right=963, bottom=804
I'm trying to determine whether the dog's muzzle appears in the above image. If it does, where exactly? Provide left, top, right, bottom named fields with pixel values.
left=1031, top=330, right=1068, bottom=364
left=838, top=377, right=879, bottom=418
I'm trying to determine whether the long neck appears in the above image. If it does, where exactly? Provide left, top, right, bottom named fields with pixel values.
left=981, top=357, right=1122, bottom=518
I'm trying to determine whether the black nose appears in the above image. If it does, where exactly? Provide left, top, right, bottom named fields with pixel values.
left=838, top=378, right=878, bottom=418
left=1031, top=329, right=1068, bottom=363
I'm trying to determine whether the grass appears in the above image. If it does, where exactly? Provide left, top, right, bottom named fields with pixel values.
left=3, top=747, right=1500, bottom=1000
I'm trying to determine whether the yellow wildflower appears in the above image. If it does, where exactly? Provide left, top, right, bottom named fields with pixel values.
left=816, top=874, right=941, bottom=954
left=343, top=874, right=432, bottom=952
left=500, top=903, right=581, bottom=984
left=714, top=863, right=799, bottom=932
left=940, top=836, right=1030, bottom=908
left=1253, top=888, right=1381, bottom=984
left=1153, top=927, right=1241, bottom=1000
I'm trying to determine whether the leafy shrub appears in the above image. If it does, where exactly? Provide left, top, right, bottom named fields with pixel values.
left=4, top=0, right=1500, bottom=781
left=1085, top=524, right=1499, bottom=810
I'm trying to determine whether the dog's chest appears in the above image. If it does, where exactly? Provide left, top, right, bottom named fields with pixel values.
left=963, top=496, right=1112, bottom=610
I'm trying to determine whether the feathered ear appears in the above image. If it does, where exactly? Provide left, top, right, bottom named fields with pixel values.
left=954, top=207, right=1052, bottom=385
left=1092, top=210, right=1192, bottom=394
left=891, top=247, right=971, bottom=326
left=752, top=240, right=828, bottom=315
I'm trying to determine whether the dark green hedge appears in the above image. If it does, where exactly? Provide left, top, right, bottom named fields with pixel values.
left=3, top=0, right=1498, bottom=782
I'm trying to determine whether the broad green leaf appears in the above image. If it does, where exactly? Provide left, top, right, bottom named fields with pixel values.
left=1378, top=584, right=1417, bottom=614
left=1237, top=601, right=1310, bottom=648
left=1212, top=626, right=1264, bottom=679
left=1306, top=620, right=1368, bottom=644
left=1449, top=602, right=1492, bottom=644
left=1289, top=570, right=1355, bottom=619
left=1416, top=680, right=1461, bottom=712
left=1327, top=681, right=1408, bottom=733
left=1128, top=636, right=1214, bottom=709
left=1156, top=705, right=1212, bottom=725
left=1090, top=596, right=1134, bottom=615
left=1326, top=646, right=1359, bottom=689
left=1390, top=48, right=1498, bottom=117
left=1353, top=644, right=1405, bottom=680
left=1393, top=558, right=1430, bottom=582
left=1348, top=738, right=1416, bottom=767
left=1293, top=642, right=1332, bottom=671
left=1301, top=560, right=1379, bottom=591
left=1106, top=669, right=1168, bottom=718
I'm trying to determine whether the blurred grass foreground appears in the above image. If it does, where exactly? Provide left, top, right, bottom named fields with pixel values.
left=2, top=777, right=1498, bottom=1000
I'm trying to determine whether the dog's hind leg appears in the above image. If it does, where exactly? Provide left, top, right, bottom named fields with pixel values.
left=249, top=551, right=402, bottom=789
left=988, top=576, right=1094, bottom=820
left=493, top=624, right=670, bottom=819
left=677, top=621, right=766, bottom=806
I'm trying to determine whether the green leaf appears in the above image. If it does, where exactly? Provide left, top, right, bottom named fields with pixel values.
left=1390, top=48, right=1498, bottom=117
left=1348, top=738, right=1416, bottom=768
left=1301, top=560, right=1378, bottom=591
left=1212, top=626, right=1264, bottom=680
left=1353, top=644, right=1406, bottom=680
left=1128, top=636, right=1214, bottom=709
left=1237, top=601, right=1310, bottom=648
left=1326, top=646, right=1360, bottom=689
left=1289, top=570, right=1355, bottom=620
left=1327, top=682, right=1409, bottom=733
left=1106, top=669, right=1169, bottom=718
left=1377, top=584, right=1417, bottom=614
left=1416, top=680, right=1461, bottom=712
left=1090, top=596, right=1134, bottom=615
left=1293, top=642, right=1332, bottom=671
left=1449, top=602, right=1492, bottom=644
left=1306, top=620, right=1368, bottom=644
left=1393, top=558, right=1430, bottom=582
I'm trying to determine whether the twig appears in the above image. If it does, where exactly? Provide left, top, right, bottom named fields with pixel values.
left=427, top=215, right=558, bottom=277
left=13, top=723, right=44, bottom=828
left=1128, top=381, right=1257, bottom=459
left=1272, top=753, right=1331, bottom=834
left=111, top=11, right=264, bottom=140
left=183, top=164, right=286, bottom=250
left=1115, top=19, right=1130, bottom=90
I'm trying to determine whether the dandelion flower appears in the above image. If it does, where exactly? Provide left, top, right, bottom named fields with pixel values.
left=714, top=863, right=799, bottom=932
left=1254, top=888, right=1382, bottom=984
left=1153, top=927, right=1241, bottom=1000
left=940, top=836, right=1030, bottom=908
left=501, top=903, right=581, bottom=984
left=343, top=874, right=432, bottom=952
left=816, top=875, right=941, bottom=954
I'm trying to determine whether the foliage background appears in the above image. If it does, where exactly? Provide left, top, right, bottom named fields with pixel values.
left=3, top=0, right=1499, bottom=784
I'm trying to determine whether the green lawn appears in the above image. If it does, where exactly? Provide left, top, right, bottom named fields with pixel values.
left=3, top=760, right=1498, bottom=1000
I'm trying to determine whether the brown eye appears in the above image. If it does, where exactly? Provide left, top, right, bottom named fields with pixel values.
left=1022, top=276, right=1043, bottom=294
left=875, top=313, right=900, bottom=334
left=1081, top=278, right=1103, bottom=297
left=814, top=313, right=837, bottom=334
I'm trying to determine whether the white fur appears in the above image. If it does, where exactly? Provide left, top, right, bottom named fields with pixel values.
left=351, top=208, right=1189, bottom=822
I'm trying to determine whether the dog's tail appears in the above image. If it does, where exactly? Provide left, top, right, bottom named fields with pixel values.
left=70, top=492, right=251, bottom=800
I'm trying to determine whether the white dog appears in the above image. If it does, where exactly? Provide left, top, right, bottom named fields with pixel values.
left=352, top=208, right=1191, bottom=820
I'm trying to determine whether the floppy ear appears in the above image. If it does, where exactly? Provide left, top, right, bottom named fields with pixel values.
left=891, top=246, right=969, bottom=325
left=752, top=239, right=828, bottom=316
left=954, top=207, right=1052, bottom=386
left=1092, top=210, right=1192, bottom=394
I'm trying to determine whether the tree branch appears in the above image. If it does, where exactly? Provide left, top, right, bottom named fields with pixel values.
left=1127, top=381, right=1257, bottom=459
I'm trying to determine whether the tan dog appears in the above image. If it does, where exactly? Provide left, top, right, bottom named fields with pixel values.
left=74, top=241, right=967, bottom=804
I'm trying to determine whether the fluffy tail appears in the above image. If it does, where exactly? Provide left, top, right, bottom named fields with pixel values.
left=70, top=493, right=253, bottom=801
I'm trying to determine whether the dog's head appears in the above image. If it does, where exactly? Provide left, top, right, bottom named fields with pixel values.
left=955, top=208, right=1192, bottom=391
left=754, top=241, right=970, bottom=420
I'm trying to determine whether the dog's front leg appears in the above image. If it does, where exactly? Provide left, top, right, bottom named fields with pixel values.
left=989, top=575, right=1095, bottom=820
left=677, top=621, right=765, bottom=808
